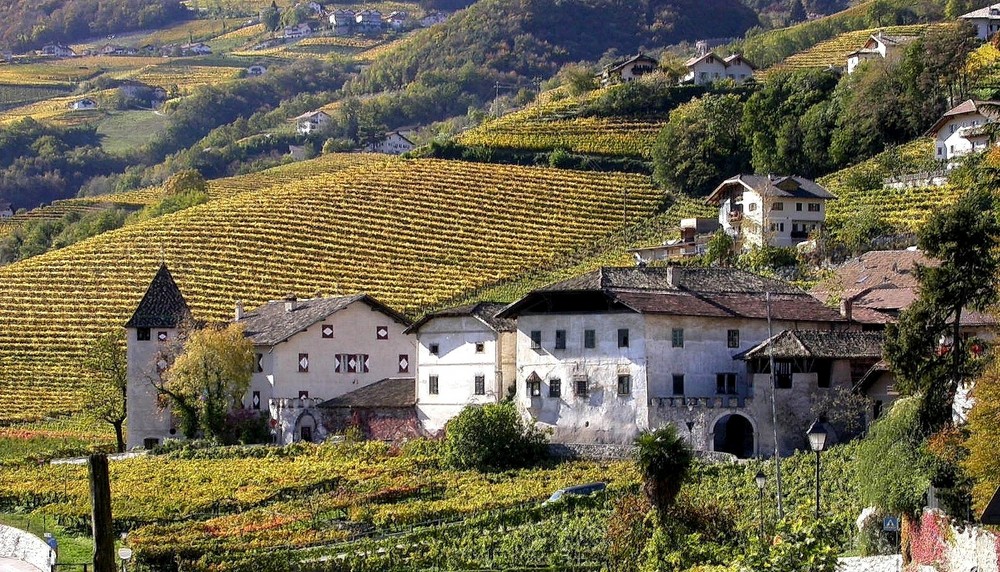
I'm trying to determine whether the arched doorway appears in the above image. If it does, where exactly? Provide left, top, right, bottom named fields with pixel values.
left=713, top=414, right=754, bottom=458
left=295, top=412, right=317, bottom=443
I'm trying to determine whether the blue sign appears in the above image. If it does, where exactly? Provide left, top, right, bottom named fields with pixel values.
left=883, top=516, right=900, bottom=532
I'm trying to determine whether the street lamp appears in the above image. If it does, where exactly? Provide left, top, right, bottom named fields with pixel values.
left=754, top=469, right=766, bottom=542
left=807, top=419, right=828, bottom=519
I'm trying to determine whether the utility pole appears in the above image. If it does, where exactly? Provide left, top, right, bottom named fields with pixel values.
left=765, top=292, right=784, bottom=519
left=89, top=454, right=115, bottom=572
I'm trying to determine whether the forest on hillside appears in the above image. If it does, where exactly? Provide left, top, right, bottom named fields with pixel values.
left=0, top=0, right=190, bottom=52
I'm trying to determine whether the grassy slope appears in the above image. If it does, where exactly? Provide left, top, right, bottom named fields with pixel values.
left=762, top=23, right=934, bottom=76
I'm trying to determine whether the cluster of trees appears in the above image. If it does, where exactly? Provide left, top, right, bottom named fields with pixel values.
left=0, top=0, right=189, bottom=52
left=653, top=23, right=975, bottom=196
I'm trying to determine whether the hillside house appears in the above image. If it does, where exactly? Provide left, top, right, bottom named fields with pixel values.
left=420, top=12, right=448, bottom=27
left=846, top=32, right=917, bottom=74
left=283, top=23, right=313, bottom=39
left=236, top=293, right=416, bottom=444
left=386, top=11, right=410, bottom=30
left=368, top=131, right=415, bottom=155
left=0, top=201, right=12, bottom=218
left=295, top=110, right=331, bottom=134
left=329, top=10, right=355, bottom=34
left=304, top=1, right=324, bottom=15
left=498, top=266, right=849, bottom=456
left=960, top=4, right=1000, bottom=40
left=38, top=44, right=75, bottom=58
left=600, top=53, right=659, bottom=86
left=69, top=98, right=97, bottom=110
left=630, top=218, right=721, bottom=261
left=925, top=99, right=1000, bottom=164
left=406, top=302, right=516, bottom=433
left=124, top=264, right=193, bottom=450
left=100, top=44, right=136, bottom=56
left=706, top=174, right=835, bottom=249
left=355, top=10, right=383, bottom=34
left=683, top=52, right=756, bottom=85
left=246, top=65, right=267, bottom=77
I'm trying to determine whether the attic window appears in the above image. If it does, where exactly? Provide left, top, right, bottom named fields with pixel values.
left=137, top=328, right=151, bottom=341
left=321, top=324, right=334, bottom=338
left=376, top=326, right=389, bottom=340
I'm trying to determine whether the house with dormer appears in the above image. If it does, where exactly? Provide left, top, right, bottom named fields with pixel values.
left=706, top=174, right=835, bottom=249
left=960, top=4, right=1000, bottom=40
left=682, top=52, right=756, bottom=85
left=846, top=32, right=917, bottom=74
left=498, top=266, right=851, bottom=456
left=600, top=53, right=659, bottom=86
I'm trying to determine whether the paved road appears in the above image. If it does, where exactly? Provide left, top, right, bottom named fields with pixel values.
left=0, top=558, right=44, bottom=572
left=838, top=555, right=903, bottom=572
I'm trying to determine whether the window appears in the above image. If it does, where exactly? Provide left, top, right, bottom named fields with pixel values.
left=157, top=331, right=168, bottom=342
left=251, top=391, right=261, bottom=410
left=136, top=328, right=150, bottom=341
left=808, top=203, right=821, bottom=212
left=554, top=330, right=566, bottom=350
left=584, top=329, right=596, bottom=349
left=549, top=378, right=561, bottom=398
left=727, top=329, right=740, bottom=348
left=143, top=438, right=160, bottom=449
left=617, top=374, right=632, bottom=395
left=671, top=328, right=684, bottom=348
left=429, top=343, right=440, bottom=356
left=376, top=326, right=389, bottom=340
left=398, top=354, right=409, bottom=373
left=321, top=324, right=334, bottom=338
left=255, top=353, right=264, bottom=373
left=716, top=373, right=737, bottom=395
left=617, top=328, right=630, bottom=348
left=298, top=390, right=309, bottom=399
left=335, top=354, right=369, bottom=373
left=474, top=375, right=485, bottom=395
left=575, top=378, right=589, bottom=397
left=429, top=375, right=439, bottom=395
left=672, top=374, right=685, bottom=395
left=530, top=330, right=542, bottom=350
left=771, top=201, right=784, bottom=211
left=475, top=342, right=485, bottom=353
left=528, top=378, right=542, bottom=397
left=775, top=361, right=793, bottom=388
left=298, top=353, right=309, bottom=373
left=748, top=203, right=758, bottom=212
left=796, top=202, right=803, bottom=211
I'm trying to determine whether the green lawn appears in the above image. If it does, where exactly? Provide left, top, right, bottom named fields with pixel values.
left=0, top=512, right=93, bottom=564
left=96, top=111, right=169, bottom=155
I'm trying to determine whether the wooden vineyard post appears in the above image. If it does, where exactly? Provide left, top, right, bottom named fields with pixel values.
left=88, top=454, right=115, bottom=572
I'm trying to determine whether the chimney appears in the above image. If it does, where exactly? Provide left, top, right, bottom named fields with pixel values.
left=235, top=300, right=244, bottom=321
left=664, top=265, right=681, bottom=287
left=284, top=294, right=297, bottom=312
left=840, top=297, right=853, bottom=321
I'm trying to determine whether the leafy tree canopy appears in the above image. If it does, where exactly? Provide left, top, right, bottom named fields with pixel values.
left=443, top=401, right=547, bottom=472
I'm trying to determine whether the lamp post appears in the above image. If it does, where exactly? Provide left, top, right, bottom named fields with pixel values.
left=755, top=469, right=766, bottom=542
left=807, top=419, right=828, bottom=519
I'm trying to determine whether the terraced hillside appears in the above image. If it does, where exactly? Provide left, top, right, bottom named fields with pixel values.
left=0, top=155, right=671, bottom=422
left=763, top=24, right=930, bottom=76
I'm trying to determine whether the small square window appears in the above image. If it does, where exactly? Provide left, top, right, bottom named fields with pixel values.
left=376, top=326, right=389, bottom=340
left=429, top=343, right=440, bottom=356
left=136, top=328, right=151, bottom=341
left=672, top=374, right=685, bottom=395
left=530, top=330, right=542, bottom=350
left=549, top=378, right=561, bottom=398
left=321, top=324, right=334, bottom=338
left=716, top=373, right=736, bottom=395
left=251, top=390, right=261, bottom=410
left=617, top=374, right=632, bottom=395
left=429, top=375, right=439, bottom=395
left=475, top=342, right=485, bottom=353
left=772, top=202, right=783, bottom=211
left=727, top=329, right=739, bottom=349
left=474, top=375, right=485, bottom=395
left=796, top=202, right=803, bottom=211
left=157, top=331, right=168, bottom=342
left=298, top=390, right=309, bottom=399
left=554, top=330, right=566, bottom=350
left=671, top=328, right=684, bottom=348
left=575, top=378, right=589, bottom=397
left=617, top=328, right=629, bottom=348
left=808, top=203, right=821, bottom=212
left=398, top=354, right=409, bottom=373
left=584, top=329, right=596, bottom=349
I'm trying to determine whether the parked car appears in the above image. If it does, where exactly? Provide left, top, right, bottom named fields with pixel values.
left=543, top=482, right=607, bottom=505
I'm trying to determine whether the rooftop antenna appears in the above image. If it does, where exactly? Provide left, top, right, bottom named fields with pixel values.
left=765, top=291, right=785, bottom=519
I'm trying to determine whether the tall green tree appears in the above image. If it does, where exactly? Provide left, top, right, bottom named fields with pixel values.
left=652, top=94, right=750, bottom=195
left=788, top=0, right=807, bottom=23
left=83, top=330, right=128, bottom=452
left=634, top=425, right=693, bottom=520
left=884, top=186, right=1000, bottom=430
left=261, top=0, right=280, bottom=31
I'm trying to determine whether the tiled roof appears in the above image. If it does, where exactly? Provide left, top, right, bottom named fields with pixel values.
left=854, top=287, right=918, bottom=312
left=925, top=99, right=1000, bottom=136
left=502, top=266, right=844, bottom=323
left=238, top=294, right=410, bottom=346
left=608, top=53, right=658, bottom=72
left=125, top=263, right=192, bottom=329
left=706, top=174, right=835, bottom=205
left=960, top=4, right=1000, bottom=19
left=811, top=250, right=928, bottom=302
left=406, top=301, right=514, bottom=334
left=723, top=53, right=756, bottom=69
left=848, top=306, right=896, bottom=324
left=737, top=330, right=884, bottom=360
left=320, top=377, right=415, bottom=408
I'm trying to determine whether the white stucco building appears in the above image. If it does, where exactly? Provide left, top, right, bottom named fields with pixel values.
left=706, top=174, right=835, bottom=249
left=368, top=132, right=415, bottom=155
left=0, top=201, right=12, bottom=218
left=295, top=110, right=331, bottom=135
left=682, top=52, right=756, bottom=85
left=960, top=4, right=1000, bottom=40
left=925, top=99, right=999, bottom=164
left=498, top=266, right=852, bottom=456
left=600, top=53, right=659, bottom=86
left=845, top=32, right=917, bottom=74
left=406, top=302, right=516, bottom=433
left=237, top=293, right=415, bottom=443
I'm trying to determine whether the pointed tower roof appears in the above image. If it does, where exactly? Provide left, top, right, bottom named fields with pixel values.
left=124, top=263, right=192, bottom=329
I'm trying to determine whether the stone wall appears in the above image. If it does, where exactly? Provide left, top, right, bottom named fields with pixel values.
left=547, top=443, right=737, bottom=464
left=906, top=508, right=1000, bottom=572
left=0, top=524, right=53, bottom=572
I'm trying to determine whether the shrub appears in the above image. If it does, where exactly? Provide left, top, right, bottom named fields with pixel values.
left=442, top=402, right=547, bottom=472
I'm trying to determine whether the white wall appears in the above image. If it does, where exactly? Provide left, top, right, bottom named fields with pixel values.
left=688, top=56, right=729, bottom=85
left=725, top=61, right=754, bottom=82
left=935, top=113, right=990, bottom=162
left=125, top=326, right=179, bottom=449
